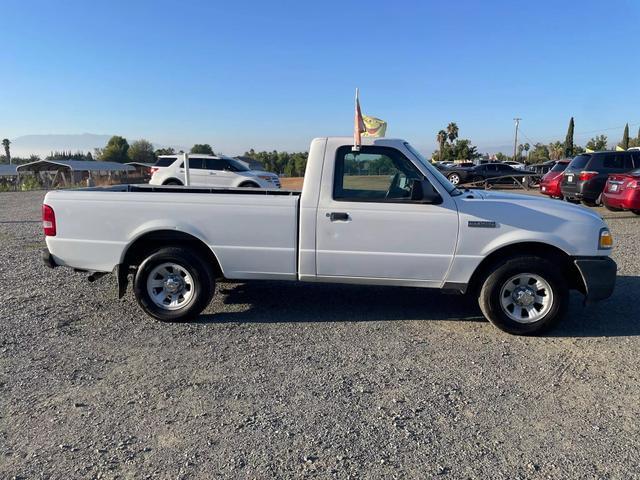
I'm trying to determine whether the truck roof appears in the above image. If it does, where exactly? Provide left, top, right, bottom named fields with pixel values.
left=316, top=136, right=407, bottom=146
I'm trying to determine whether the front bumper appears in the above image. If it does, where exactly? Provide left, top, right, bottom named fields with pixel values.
left=573, top=256, right=617, bottom=303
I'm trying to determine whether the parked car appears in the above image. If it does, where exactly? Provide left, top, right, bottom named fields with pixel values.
left=539, top=160, right=570, bottom=199
left=149, top=154, right=281, bottom=188
left=502, top=161, right=528, bottom=171
left=440, top=162, right=523, bottom=186
left=41, top=137, right=616, bottom=336
left=601, top=169, right=640, bottom=214
left=561, top=151, right=640, bottom=206
left=532, top=160, right=558, bottom=176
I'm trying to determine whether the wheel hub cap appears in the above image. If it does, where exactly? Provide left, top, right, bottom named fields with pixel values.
left=146, top=262, right=195, bottom=311
left=164, top=275, right=184, bottom=294
left=499, top=273, right=554, bottom=324
left=512, top=286, right=535, bottom=306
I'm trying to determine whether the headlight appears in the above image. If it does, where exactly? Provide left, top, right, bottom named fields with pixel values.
left=599, top=228, right=613, bottom=250
left=258, top=175, right=275, bottom=182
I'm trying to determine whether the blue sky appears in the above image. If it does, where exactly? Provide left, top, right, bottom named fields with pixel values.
left=1, top=0, right=639, bottom=155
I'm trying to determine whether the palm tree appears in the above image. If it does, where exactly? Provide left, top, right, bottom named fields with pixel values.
left=2, top=139, right=10, bottom=164
left=548, top=141, right=563, bottom=160
left=436, top=130, right=447, bottom=161
left=523, top=143, right=530, bottom=162
left=446, top=122, right=459, bottom=144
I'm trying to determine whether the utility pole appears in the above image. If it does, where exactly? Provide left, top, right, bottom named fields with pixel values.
left=513, top=118, right=521, bottom=161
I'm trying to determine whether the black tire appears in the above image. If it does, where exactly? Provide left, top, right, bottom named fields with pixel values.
left=605, top=204, right=623, bottom=212
left=632, top=210, right=640, bottom=215
left=133, top=247, right=214, bottom=322
left=238, top=181, right=260, bottom=188
left=163, top=179, right=183, bottom=186
left=478, top=256, right=569, bottom=335
left=565, top=198, right=580, bottom=204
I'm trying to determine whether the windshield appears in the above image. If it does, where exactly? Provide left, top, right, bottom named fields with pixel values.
left=404, top=142, right=462, bottom=196
left=225, top=157, right=251, bottom=172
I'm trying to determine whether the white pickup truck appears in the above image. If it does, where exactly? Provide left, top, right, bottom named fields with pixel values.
left=42, top=137, right=616, bottom=335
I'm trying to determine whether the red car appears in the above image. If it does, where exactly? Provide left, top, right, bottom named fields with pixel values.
left=539, top=160, right=570, bottom=199
left=601, top=169, right=640, bottom=214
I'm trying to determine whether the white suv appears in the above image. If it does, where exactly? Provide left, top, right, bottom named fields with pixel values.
left=149, top=154, right=281, bottom=188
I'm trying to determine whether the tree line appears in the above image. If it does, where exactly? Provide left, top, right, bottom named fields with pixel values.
left=434, top=122, right=482, bottom=162
left=434, top=118, right=640, bottom=165
left=3, top=120, right=638, bottom=169
left=241, top=149, right=308, bottom=177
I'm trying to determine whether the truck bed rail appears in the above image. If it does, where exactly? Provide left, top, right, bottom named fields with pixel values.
left=76, top=184, right=302, bottom=196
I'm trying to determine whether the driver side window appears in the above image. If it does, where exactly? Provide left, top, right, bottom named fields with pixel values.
left=333, top=146, right=424, bottom=202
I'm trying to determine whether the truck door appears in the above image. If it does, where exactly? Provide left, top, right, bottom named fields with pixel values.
left=315, top=145, right=458, bottom=287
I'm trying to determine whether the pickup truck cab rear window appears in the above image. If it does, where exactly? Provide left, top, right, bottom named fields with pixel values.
left=333, top=145, right=426, bottom=202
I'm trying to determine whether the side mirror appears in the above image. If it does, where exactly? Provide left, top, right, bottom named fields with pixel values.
left=411, top=179, right=442, bottom=204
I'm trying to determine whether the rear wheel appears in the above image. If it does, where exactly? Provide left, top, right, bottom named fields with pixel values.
left=478, top=256, right=568, bottom=335
left=605, top=204, right=623, bottom=212
left=582, top=194, right=602, bottom=207
left=632, top=210, right=640, bottom=215
left=163, top=179, right=183, bottom=186
left=133, top=247, right=214, bottom=322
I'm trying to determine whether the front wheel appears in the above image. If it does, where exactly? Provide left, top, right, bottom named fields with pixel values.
left=133, top=247, right=215, bottom=322
left=447, top=173, right=461, bottom=185
left=478, top=256, right=569, bottom=335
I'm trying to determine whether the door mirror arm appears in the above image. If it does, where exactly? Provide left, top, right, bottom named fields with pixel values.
left=410, top=179, right=443, bottom=204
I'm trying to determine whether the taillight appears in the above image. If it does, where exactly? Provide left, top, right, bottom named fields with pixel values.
left=628, top=180, right=639, bottom=189
left=42, top=204, right=56, bottom=236
left=578, top=171, right=598, bottom=181
left=150, top=167, right=159, bottom=174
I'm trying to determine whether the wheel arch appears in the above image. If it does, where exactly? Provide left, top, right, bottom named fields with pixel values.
left=121, top=229, right=224, bottom=279
left=162, top=178, right=183, bottom=185
left=237, top=180, right=260, bottom=188
left=467, top=241, right=584, bottom=296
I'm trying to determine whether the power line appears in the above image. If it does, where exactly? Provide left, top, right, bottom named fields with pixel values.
left=574, top=122, right=639, bottom=137
left=516, top=128, right=538, bottom=146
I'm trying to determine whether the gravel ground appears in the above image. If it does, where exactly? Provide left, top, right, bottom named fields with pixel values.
left=1, top=190, right=639, bottom=479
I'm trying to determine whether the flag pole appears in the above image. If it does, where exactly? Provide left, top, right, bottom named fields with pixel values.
left=183, top=152, right=190, bottom=186
left=353, top=87, right=362, bottom=151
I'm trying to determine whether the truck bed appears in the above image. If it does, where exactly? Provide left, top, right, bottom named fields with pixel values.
left=44, top=185, right=300, bottom=279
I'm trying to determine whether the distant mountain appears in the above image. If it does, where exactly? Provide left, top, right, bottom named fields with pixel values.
left=9, top=133, right=186, bottom=158
left=10, top=134, right=112, bottom=158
